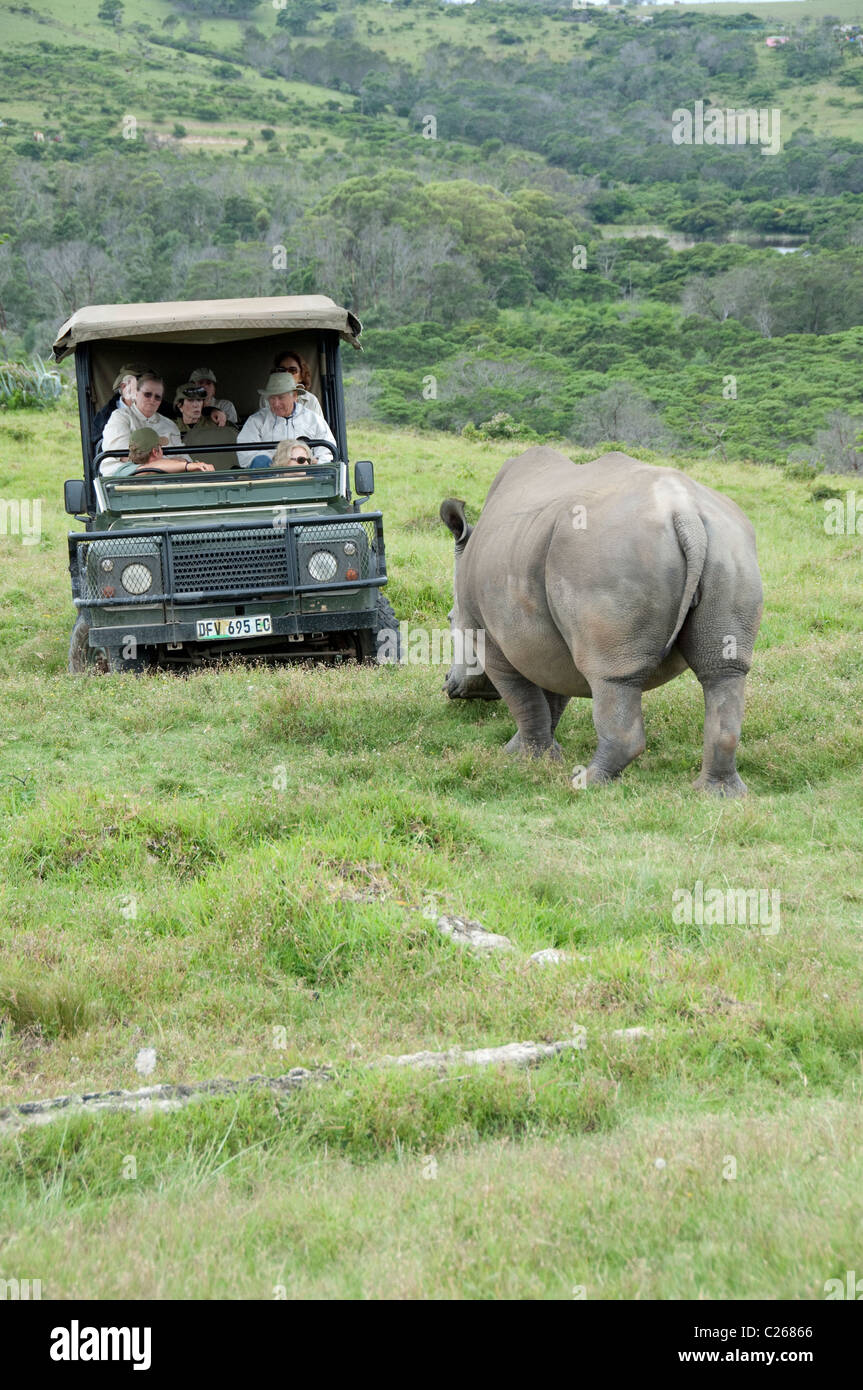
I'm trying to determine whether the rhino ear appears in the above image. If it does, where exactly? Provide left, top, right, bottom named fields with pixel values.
left=440, top=498, right=472, bottom=546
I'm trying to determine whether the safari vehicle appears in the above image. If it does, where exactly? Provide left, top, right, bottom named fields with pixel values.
left=53, top=295, right=397, bottom=671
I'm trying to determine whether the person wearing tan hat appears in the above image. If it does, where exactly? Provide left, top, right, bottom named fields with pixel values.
left=271, top=348, right=324, bottom=419
left=188, top=367, right=238, bottom=426
left=236, top=371, right=336, bottom=467
left=100, top=427, right=215, bottom=477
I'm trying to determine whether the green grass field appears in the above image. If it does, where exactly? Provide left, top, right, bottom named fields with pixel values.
left=0, top=406, right=860, bottom=1298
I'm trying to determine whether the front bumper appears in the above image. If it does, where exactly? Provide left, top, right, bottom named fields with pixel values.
left=86, top=606, right=379, bottom=648
left=69, top=512, right=387, bottom=648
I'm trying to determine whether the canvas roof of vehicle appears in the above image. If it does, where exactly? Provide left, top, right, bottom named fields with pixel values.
left=52, top=295, right=362, bottom=361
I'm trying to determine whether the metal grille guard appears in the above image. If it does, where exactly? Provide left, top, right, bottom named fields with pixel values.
left=68, top=512, right=387, bottom=608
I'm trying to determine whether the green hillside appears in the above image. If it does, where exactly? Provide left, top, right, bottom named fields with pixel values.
left=1, top=0, right=863, bottom=466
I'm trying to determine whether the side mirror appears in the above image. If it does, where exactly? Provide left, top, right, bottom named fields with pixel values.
left=64, top=480, right=87, bottom=515
left=354, top=460, right=374, bottom=497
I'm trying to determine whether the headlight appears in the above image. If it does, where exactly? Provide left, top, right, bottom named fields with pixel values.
left=121, top=563, right=153, bottom=595
left=308, top=550, right=338, bottom=582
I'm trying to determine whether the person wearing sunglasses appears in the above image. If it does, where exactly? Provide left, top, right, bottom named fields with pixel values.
left=273, top=439, right=313, bottom=467
left=101, top=371, right=187, bottom=473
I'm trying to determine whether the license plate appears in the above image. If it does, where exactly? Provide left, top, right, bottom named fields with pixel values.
left=196, top=615, right=273, bottom=640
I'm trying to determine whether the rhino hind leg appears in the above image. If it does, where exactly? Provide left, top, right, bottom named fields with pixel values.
left=692, top=672, right=748, bottom=797
left=584, top=679, right=646, bottom=785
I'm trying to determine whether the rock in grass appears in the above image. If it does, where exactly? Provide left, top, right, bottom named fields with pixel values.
left=134, top=1047, right=157, bottom=1077
left=529, top=948, right=568, bottom=965
left=435, top=915, right=514, bottom=952
left=376, top=1033, right=587, bottom=1071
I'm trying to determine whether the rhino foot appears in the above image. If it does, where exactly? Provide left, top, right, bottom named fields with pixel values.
left=693, top=771, right=747, bottom=798
left=585, top=763, right=617, bottom=786
left=505, top=732, right=562, bottom=761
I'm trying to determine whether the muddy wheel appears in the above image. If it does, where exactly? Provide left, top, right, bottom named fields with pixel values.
left=357, top=592, right=401, bottom=665
left=69, top=616, right=152, bottom=674
left=69, top=615, right=110, bottom=673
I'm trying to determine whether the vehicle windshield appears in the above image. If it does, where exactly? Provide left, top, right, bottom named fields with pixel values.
left=100, top=461, right=341, bottom=506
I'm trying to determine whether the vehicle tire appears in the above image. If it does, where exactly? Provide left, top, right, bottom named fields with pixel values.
left=69, top=615, right=109, bottom=673
left=357, top=591, right=401, bottom=665
left=69, top=616, right=152, bottom=674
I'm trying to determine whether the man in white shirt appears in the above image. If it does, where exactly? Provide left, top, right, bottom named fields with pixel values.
left=99, top=372, right=187, bottom=475
left=237, top=372, right=337, bottom=467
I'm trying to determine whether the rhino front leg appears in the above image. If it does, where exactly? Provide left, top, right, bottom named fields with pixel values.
left=503, top=689, right=570, bottom=756
left=545, top=690, right=571, bottom=736
left=693, top=672, right=748, bottom=797
left=585, top=678, right=646, bottom=785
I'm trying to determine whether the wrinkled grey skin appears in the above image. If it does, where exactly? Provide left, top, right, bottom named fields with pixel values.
left=441, top=446, right=763, bottom=795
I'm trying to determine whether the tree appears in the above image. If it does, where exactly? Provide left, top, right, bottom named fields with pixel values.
left=276, top=1, right=310, bottom=34
left=570, top=382, right=670, bottom=450
left=810, top=411, right=863, bottom=474
left=97, top=0, right=123, bottom=25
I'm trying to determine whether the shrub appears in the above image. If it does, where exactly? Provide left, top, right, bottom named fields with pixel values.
left=463, top=411, right=540, bottom=443
left=0, top=356, right=62, bottom=410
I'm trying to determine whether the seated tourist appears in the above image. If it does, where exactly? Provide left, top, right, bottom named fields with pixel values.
left=173, top=381, right=208, bottom=438
left=100, top=372, right=187, bottom=470
left=101, top=427, right=215, bottom=477
left=174, top=382, right=239, bottom=470
left=93, top=362, right=148, bottom=451
left=273, top=439, right=313, bottom=467
left=237, top=372, right=336, bottom=468
left=271, top=348, right=325, bottom=419
left=188, top=366, right=238, bottom=426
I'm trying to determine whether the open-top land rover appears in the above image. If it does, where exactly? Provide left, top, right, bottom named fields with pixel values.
left=53, top=295, right=397, bottom=671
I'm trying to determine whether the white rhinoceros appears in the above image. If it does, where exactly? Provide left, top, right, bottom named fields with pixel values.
left=440, top=447, right=763, bottom=796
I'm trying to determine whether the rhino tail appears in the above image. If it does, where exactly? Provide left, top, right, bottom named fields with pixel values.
left=661, top=510, right=708, bottom=659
